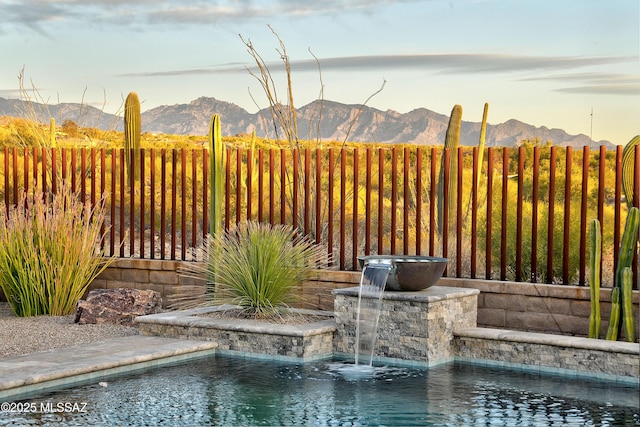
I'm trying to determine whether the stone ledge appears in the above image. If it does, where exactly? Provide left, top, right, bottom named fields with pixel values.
left=455, top=327, right=640, bottom=355
left=137, top=306, right=336, bottom=338
left=333, top=285, right=480, bottom=302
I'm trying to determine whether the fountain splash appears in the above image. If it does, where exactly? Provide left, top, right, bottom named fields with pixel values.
left=354, top=262, right=392, bottom=365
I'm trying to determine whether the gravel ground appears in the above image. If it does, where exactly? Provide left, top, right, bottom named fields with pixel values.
left=0, top=302, right=140, bottom=359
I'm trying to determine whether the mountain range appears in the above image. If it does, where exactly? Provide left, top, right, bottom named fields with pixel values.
left=0, top=96, right=615, bottom=148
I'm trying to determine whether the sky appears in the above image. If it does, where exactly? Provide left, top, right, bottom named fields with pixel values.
left=0, top=0, right=638, bottom=145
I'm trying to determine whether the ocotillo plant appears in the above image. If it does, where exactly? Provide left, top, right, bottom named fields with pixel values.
left=209, top=114, right=225, bottom=236
left=621, top=135, right=639, bottom=209
left=124, top=92, right=141, bottom=181
left=437, top=104, right=463, bottom=236
left=588, top=219, right=601, bottom=339
left=606, top=206, right=639, bottom=341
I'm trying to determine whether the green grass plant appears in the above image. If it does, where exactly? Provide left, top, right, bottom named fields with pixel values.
left=178, top=221, right=329, bottom=316
left=0, top=183, right=114, bottom=316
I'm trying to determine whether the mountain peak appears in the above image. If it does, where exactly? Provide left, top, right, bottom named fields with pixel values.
left=0, top=96, right=615, bottom=148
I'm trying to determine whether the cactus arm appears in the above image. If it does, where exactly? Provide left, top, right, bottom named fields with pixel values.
left=588, top=219, right=601, bottom=339
left=615, top=207, right=639, bottom=288
left=621, top=135, right=639, bottom=209
left=605, top=287, right=621, bottom=341
left=209, top=114, right=225, bottom=236
left=621, top=267, right=636, bottom=342
left=437, top=104, right=463, bottom=235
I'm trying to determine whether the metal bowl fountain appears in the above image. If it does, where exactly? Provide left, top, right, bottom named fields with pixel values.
left=357, top=255, right=448, bottom=291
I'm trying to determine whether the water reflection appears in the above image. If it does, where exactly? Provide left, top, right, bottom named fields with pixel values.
left=2, top=357, right=638, bottom=426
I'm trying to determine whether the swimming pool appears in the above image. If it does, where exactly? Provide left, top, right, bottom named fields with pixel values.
left=2, top=355, right=638, bottom=426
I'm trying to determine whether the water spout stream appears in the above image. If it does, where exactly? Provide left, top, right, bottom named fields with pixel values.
left=354, top=262, right=392, bottom=365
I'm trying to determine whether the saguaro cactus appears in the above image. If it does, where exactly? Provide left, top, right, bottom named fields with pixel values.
left=437, top=104, right=463, bottom=235
left=621, top=135, right=639, bottom=209
left=588, top=219, right=601, bottom=339
left=477, top=103, right=488, bottom=185
left=208, top=114, right=225, bottom=236
left=124, top=92, right=141, bottom=181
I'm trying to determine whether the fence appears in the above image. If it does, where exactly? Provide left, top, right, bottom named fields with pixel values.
left=1, top=144, right=638, bottom=288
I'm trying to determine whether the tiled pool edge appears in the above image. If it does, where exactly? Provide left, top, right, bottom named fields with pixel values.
left=454, top=327, right=640, bottom=386
left=0, top=336, right=218, bottom=400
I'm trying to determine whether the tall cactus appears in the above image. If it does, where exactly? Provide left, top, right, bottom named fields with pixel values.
left=588, top=219, right=601, bottom=339
left=476, top=103, right=488, bottom=191
left=209, top=114, right=225, bottom=236
left=621, top=135, right=639, bottom=209
left=437, top=104, right=463, bottom=235
left=124, top=92, right=141, bottom=181
left=621, top=267, right=636, bottom=343
left=605, top=287, right=621, bottom=341
left=613, top=206, right=639, bottom=340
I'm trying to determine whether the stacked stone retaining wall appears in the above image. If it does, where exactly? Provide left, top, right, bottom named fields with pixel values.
left=91, top=260, right=639, bottom=340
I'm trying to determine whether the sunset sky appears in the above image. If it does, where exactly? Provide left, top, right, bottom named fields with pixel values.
left=0, top=0, right=638, bottom=145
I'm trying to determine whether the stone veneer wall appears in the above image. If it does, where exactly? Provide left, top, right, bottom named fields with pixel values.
left=333, top=286, right=479, bottom=364
left=89, top=259, right=204, bottom=308
left=91, top=261, right=639, bottom=341
left=137, top=307, right=336, bottom=361
left=453, top=327, right=639, bottom=382
left=439, top=277, right=640, bottom=340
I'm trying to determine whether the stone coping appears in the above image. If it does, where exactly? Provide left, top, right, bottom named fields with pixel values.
left=0, top=336, right=218, bottom=400
left=332, top=285, right=480, bottom=302
left=455, top=327, right=640, bottom=355
left=136, top=305, right=336, bottom=337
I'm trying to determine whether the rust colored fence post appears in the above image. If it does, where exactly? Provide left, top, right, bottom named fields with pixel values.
left=352, top=147, right=359, bottom=269
left=416, top=147, right=423, bottom=256
left=339, top=148, right=346, bottom=270
left=404, top=147, right=410, bottom=255
left=547, top=146, right=557, bottom=283
left=500, top=148, right=508, bottom=281
left=470, top=147, right=478, bottom=278
left=456, top=148, right=463, bottom=277
left=391, top=147, right=398, bottom=255
left=578, top=146, right=590, bottom=286
left=378, top=148, right=384, bottom=255
left=328, top=148, right=335, bottom=266
left=531, top=146, right=540, bottom=282
left=486, top=147, right=494, bottom=279
left=562, top=147, right=572, bottom=285
left=515, top=146, right=524, bottom=282
left=429, top=147, right=437, bottom=256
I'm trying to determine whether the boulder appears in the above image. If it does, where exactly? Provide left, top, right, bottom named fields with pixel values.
left=75, top=288, right=161, bottom=326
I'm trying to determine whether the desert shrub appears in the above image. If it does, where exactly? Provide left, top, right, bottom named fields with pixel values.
left=0, top=183, right=114, bottom=316
left=178, top=221, right=329, bottom=316
left=61, top=119, right=79, bottom=138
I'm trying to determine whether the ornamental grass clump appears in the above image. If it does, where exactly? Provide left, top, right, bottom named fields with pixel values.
left=0, top=183, right=113, bottom=317
left=177, top=221, right=329, bottom=316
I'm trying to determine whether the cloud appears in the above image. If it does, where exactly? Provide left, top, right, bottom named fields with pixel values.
left=120, top=53, right=634, bottom=77
left=0, top=0, right=416, bottom=30
left=522, top=72, right=640, bottom=96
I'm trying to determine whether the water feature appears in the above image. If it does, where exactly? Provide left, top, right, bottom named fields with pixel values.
left=357, top=255, right=448, bottom=291
left=2, top=356, right=638, bottom=426
left=354, top=262, right=392, bottom=365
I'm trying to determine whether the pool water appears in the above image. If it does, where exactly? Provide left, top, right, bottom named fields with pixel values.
left=2, top=355, right=638, bottom=426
